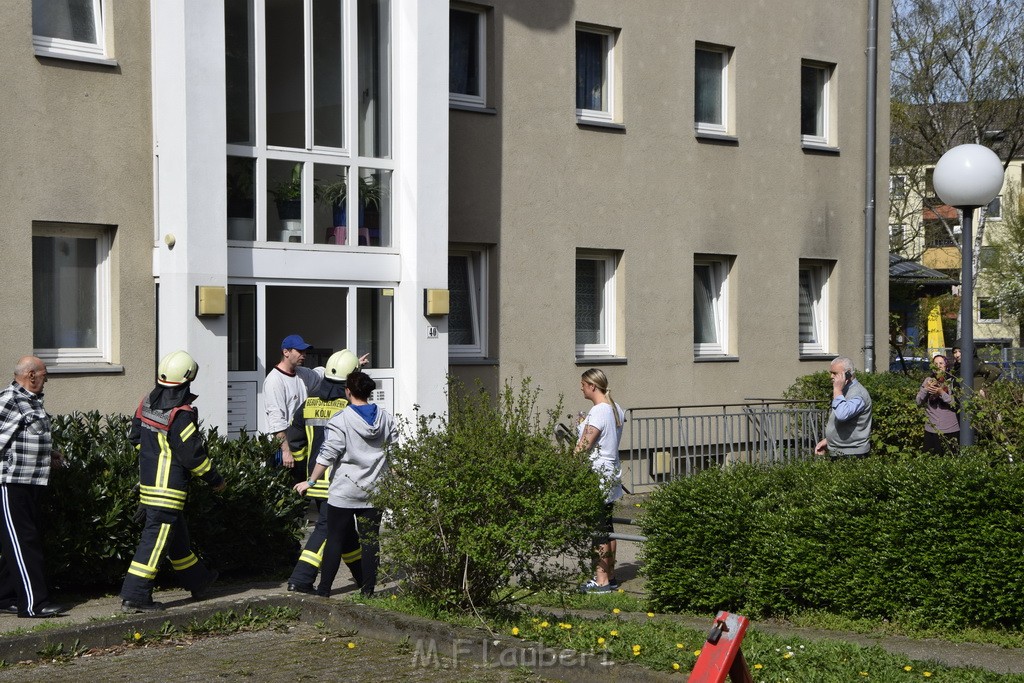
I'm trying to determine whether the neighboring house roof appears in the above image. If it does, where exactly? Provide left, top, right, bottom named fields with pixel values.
left=889, top=253, right=959, bottom=286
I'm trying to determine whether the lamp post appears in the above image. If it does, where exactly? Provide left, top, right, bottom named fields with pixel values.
left=931, top=144, right=1004, bottom=446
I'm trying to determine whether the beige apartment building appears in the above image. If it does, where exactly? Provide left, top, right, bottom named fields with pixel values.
left=448, top=1, right=891, bottom=412
left=3, top=1, right=451, bottom=428
left=0, top=2, right=155, bottom=416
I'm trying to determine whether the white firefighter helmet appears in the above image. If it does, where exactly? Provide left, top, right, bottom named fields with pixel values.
left=325, top=349, right=359, bottom=382
left=157, top=350, right=199, bottom=387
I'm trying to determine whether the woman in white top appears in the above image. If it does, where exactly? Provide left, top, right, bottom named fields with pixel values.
left=575, top=368, right=626, bottom=593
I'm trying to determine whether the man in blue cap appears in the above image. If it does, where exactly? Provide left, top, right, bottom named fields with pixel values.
left=264, top=334, right=325, bottom=481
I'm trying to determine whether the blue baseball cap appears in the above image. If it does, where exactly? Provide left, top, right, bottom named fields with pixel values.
left=281, top=334, right=313, bottom=351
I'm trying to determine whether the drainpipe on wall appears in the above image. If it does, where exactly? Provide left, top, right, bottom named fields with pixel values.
left=863, top=0, right=880, bottom=373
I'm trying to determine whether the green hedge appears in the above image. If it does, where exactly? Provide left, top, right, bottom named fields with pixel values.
left=642, top=454, right=1024, bottom=629
left=45, top=412, right=306, bottom=590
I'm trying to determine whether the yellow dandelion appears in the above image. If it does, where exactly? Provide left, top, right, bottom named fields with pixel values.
left=610, top=630, right=619, bottom=637
left=613, top=608, right=621, bottom=614
left=783, top=651, right=794, bottom=659
left=634, top=503, right=641, bottom=507
left=347, top=642, right=356, bottom=649
left=754, top=663, right=763, bottom=670
left=693, top=649, right=702, bottom=657
left=617, top=588, right=625, bottom=593
left=672, top=663, right=680, bottom=671
left=597, top=637, right=606, bottom=645
left=904, top=666, right=913, bottom=672
left=539, top=621, right=549, bottom=628
left=531, top=617, right=539, bottom=623
left=559, top=623, right=572, bottom=630
left=511, top=627, right=520, bottom=636
left=923, top=674, right=932, bottom=678
left=632, top=644, right=641, bottom=656
left=390, top=595, right=397, bottom=600
left=860, top=673, right=869, bottom=677
left=647, top=612, right=655, bottom=617
left=676, top=643, right=684, bottom=649
left=133, top=632, right=142, bottom=641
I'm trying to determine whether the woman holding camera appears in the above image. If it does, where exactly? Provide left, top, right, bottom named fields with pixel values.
left=915, top=354, right=959, bottom=455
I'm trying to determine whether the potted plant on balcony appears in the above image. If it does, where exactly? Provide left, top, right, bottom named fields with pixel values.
left=226, top=159, right=255, bottom=241
left=316, top=174, right=384, bottom=244
left=269, top=163, right=303, bottom=242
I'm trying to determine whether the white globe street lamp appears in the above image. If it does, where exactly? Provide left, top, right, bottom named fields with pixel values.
left=931, top=143, right=1004, bottom=446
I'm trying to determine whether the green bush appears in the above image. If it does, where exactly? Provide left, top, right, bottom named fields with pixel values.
left=373, top=379, right=606, bottom=612
left=642, top=453, right=1024, bottom=629
left=45, top=412, right=306, bottom=589
left=784, top=370, right=926, bottom=457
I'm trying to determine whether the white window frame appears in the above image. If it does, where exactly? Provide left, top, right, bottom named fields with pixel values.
left=986, top=195, right=1002, bottom=220
left=226, top=0, right=397, bottom=248
left=798, top=261, right=830, bottom=355
left=575, top=252, right=618, bottom=358
left=889, top=174, right=908, bottom=200
left=694, top=45, right=730, bottom=135
left=800, top=61, right=833, bottom=147
left=978, top=297, right=1001, bottom=323
left=575, top=24, right=617, bottom=125
left=448, top=248, right=488, bottom=358
left=693, top=257, right=731, bottom=356
left=449, top=4, right=487, bottom=109
left=32, top=222, right=113, bottom=365
left=32, top=0, right=111, bottom=64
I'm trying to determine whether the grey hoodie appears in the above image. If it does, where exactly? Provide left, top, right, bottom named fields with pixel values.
left=316, top=403, right=397, bottom=508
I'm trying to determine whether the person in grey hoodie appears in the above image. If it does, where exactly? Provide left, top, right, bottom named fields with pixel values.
left=293, top=371, right=397, bottom=597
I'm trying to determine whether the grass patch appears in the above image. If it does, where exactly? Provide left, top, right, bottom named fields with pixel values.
left=125, top=606, right=300, bottom=646
left=365, top=589, right=1024, bottom=681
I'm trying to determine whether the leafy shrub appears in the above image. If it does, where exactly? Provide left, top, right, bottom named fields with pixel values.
left=45, top=412, right=305, bottom=589
left=643, top=453, right=1024, bottom=629
left=783, top=370, right=925, bottom=457
left=968, top=379, right=1024, bottom=461
left=374, top=379, right=606, bottom=612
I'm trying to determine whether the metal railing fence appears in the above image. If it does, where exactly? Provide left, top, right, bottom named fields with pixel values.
left=621, top=400, right=828, bottom=493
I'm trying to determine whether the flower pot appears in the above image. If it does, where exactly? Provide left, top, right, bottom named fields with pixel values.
left=227, top=217, right=255, bottom=241
left=275, top=199, right=301, bottom=221
left=277, top=219, right=302, bottom=243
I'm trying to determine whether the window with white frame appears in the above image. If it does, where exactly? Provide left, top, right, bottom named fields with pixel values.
left=978, top=297, right=1001, bottom=322
left=225, top=0, right=394, bottom=247
left=450, top=4, right=487, bottom=108
left=798, top=261, right=831, bottom=355
left=576, top=24, right=618, bottom=124
left=449, top=249, right=488, bottom=358
left=800, top=61, right=834, bottom=146
left=576, top=252, right=618, bottom=357
left=889, top=174, right=908, bottom=200
left=32, top=223, right=113, bottom=364
left=694, top=45, right=730, bottom=135
left=986, top=195, right=1002, bottom=220
left=32, top=0, right=107, bottom=62
left=694, top=256, right=731, bottom=356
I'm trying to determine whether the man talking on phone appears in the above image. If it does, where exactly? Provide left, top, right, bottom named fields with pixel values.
left=814, top=356, right=873, bottom=460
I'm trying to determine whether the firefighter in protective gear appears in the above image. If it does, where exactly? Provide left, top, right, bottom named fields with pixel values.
left=120, top=351, right=226, bottom=613
left=284, top=349, right=360, bottom=593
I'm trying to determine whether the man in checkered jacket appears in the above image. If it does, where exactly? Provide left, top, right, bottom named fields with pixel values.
left=0, top=356, right=65, bottom=618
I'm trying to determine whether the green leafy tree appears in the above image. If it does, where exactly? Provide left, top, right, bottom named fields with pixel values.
left=986, top=190, right=1024, bottom=338
left=373, top=379, right=605, bottom=613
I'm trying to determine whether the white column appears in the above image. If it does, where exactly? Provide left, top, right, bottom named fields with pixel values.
left=394, top=0, right=449, bottom=419
left=151, top=1, right=229, bottom=427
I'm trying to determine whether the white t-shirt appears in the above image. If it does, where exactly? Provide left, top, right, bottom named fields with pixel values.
left=579, top=401, right=626, bottom=503
left=263, top=365, right=325, bottom=433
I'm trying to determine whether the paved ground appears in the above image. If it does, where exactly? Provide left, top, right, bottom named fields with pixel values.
left=1, top=506, right=1023, bottom=679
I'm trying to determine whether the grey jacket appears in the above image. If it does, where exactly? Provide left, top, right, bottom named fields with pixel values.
left=316, top=404, right=397, bottom=508
left=825, top=380, right=872, bottom=456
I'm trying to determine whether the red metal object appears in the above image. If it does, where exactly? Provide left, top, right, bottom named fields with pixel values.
left=687, top=611, right=752, bottom=683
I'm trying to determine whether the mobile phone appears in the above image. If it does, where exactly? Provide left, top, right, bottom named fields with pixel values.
left=845, top=370, right=852, bottom=381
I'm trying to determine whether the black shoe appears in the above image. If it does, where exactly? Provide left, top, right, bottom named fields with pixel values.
left=192, top=570, right=219, bottom=600
left=121, top=599, right=165, bottom=614
left=0, top=602, right=18, bottom=615
left=287, top=582, right=315, bottom=595
left=21, top=603, right=66, bottom=619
